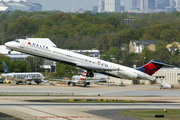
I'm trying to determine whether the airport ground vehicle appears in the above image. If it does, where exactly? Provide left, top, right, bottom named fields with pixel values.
left=0, top=76, right=3, bottom=83
left=160, top=83, right=173, bottom=89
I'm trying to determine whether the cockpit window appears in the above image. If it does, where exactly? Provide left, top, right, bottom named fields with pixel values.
left=14, top=40, right=20, bottom=43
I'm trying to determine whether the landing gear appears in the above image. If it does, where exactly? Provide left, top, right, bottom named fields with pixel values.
left=72, top=83, right=76, bottom=86
left=8, top=51, right=11, bottom=54
left=87, top=70, right=94, bottom=77
left=84, top=83, right=87, bottom=87
left=28, top=82, right=32, bottom=85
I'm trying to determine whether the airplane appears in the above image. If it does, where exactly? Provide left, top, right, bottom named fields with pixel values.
left=160, top=83, right=173, bottom=89
left=1, top=61, right=44, bottom=85
left=67, top=71, right=90, bottom=87
left=4, top=39, right=171, bottom=82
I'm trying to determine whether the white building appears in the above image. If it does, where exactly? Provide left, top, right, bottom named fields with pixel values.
left=176, top=0, right=180, bottom=7
left=104, top=0, right=121, bottom=12
left=140, top=0, right=155, bottom=11
left=0, top=0, right=42, bottom=12
left=98, top=0, right=105, bottom=12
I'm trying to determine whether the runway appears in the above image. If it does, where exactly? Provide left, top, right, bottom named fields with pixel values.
left=0, top=84, right=180, bottom=120
left=0, top=84, right=180, bottom=97
left=0, top=103, right=180, bottom=120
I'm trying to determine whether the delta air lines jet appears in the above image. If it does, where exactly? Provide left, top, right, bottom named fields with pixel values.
left=5, top=39, right=171, bottom=81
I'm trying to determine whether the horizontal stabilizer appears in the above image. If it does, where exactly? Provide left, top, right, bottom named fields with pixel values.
left=151, top=60, right=172, bottom=67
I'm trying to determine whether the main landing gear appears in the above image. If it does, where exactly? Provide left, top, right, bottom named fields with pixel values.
left=86, top=70, right=94, bottom=77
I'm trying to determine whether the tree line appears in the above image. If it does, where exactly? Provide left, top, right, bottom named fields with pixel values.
left=1, top=10, right=180, bottom=76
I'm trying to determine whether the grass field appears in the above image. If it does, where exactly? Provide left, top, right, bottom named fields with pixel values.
left=118, top=110, right=180, bottom=120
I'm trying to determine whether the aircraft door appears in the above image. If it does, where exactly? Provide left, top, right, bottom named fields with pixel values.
left=20, top=41, right=26, bottom=48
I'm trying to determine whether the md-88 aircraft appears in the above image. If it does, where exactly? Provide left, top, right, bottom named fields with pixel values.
left=5, top=39, right=171, bottom=81
left=1, top=61, right=44, bottom=85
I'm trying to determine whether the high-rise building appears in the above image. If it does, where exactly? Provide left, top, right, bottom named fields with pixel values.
left=156, top=0, right=170, bottom=9
left=132, top=0, right=140, bottom=10
left=140, top=0, right=155, bottom=10
left=132, top=0, right=140, bottom=8
left=98, top=0, right=105, bottom=12
left=26, top=0, right=32, bottom=3
left=93, top=6, right=98, bottom=12
left=104, top=0, right=121, bottom=12
left=171, top=0, right=176, bottom=7
left=176, top=0, right=180, bottom=7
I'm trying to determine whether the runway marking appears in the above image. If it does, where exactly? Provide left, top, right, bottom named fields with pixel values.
left=0, top=116, right=126, bottom=119
left=18, top=105, right=72, bottom=120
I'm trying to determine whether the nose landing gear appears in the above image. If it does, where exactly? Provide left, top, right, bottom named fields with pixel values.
left=8, top=51, right=11, bottom=54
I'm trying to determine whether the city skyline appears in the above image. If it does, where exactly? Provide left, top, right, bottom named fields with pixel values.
left=1, top=0, right=132, bottom=11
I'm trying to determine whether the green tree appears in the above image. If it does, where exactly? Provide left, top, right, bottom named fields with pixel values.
left=160, top=29, right=179, bottom=43
left=104, top=17, right=121, bottom=28
left=140, top=47, right=154, bottom=64
left=97, top=34, right=109, bottom=52
left=26, top=56, right=45, bottom=72
left=153, top=43, right=171, bottom=63
left=130, top=19, right=149, bottom=29
left=0, top=54, right=11, bottom=73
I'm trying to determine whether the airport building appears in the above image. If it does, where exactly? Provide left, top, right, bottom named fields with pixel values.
left=0, top=0, right=42, bottom=12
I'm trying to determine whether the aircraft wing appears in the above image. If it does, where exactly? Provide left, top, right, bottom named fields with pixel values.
left=75, top=63, right=119, bottom=72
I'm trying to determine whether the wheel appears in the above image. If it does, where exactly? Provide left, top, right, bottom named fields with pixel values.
left=8, top=51, right=11, bottom=54
left=28, top=83, right=32, bottom=85
left=73, top=83, right=76, bottom=86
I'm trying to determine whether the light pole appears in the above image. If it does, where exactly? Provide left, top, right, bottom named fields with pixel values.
left=143, top=57, right=146, bottom=65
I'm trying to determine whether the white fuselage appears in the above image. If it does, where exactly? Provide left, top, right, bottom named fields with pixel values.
left=5, top=40, right=155, bottom=81
left=1, top=73, right=44, bottom=81
left=72, top=75, right=86, bottom=84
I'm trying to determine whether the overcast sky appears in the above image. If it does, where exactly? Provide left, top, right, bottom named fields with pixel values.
left=3, top=0, right=132, bottom=11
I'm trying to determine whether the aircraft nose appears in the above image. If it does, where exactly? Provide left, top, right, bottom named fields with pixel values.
left=5, top=42, right=13, bottom=48
left=1, top=74, right=6, bottom=78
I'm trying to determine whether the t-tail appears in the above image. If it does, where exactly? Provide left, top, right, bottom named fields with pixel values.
left=2, top=61, right=10, bottom=74
left=136, top=60, right=171, bottom=76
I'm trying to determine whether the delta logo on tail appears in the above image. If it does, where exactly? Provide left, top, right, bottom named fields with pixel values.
left=136, top=60, right=171, bottom=76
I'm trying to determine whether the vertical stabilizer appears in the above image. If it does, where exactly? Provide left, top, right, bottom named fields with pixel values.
left=136, top=60, right=171, bottom=76
left=2, top=61, right=10, bottom=74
